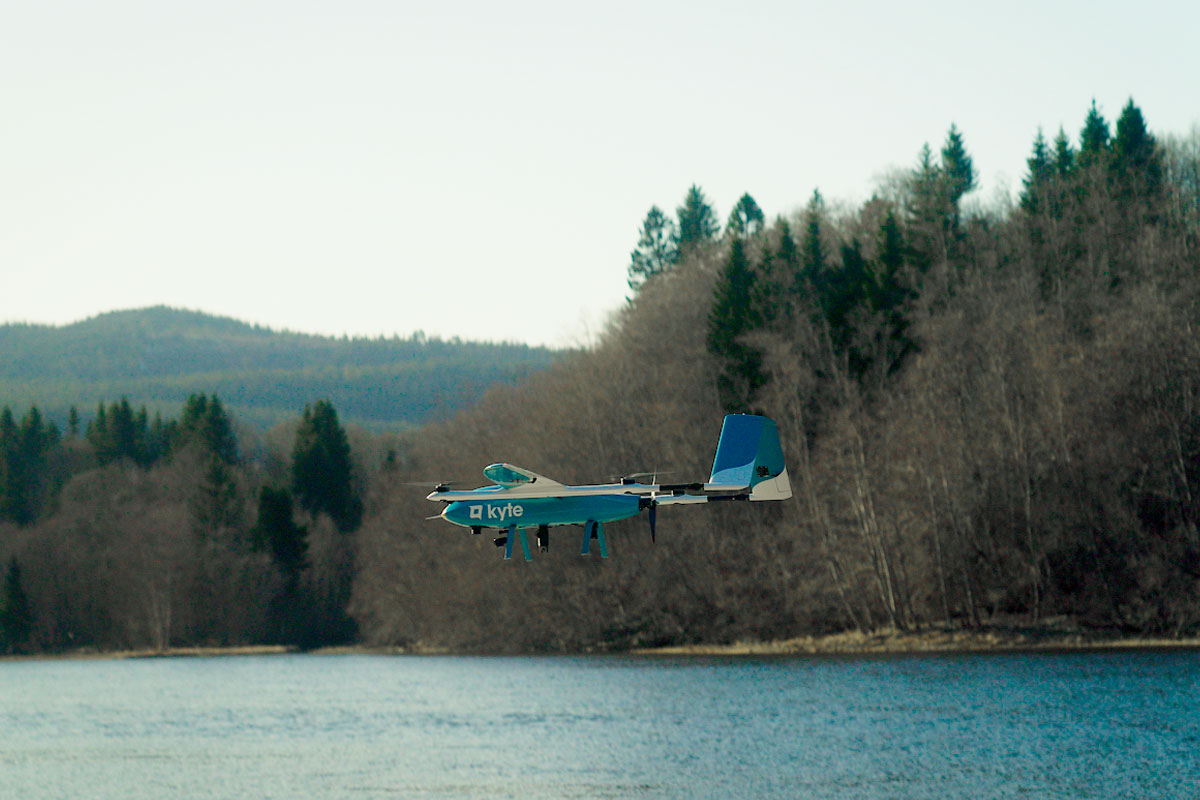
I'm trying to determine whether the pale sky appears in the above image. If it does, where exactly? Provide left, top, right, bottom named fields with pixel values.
left=3, top=1, right=1197, bottom=347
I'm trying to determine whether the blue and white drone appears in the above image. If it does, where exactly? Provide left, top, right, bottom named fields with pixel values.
left=425, top=414, right=791, bottom=560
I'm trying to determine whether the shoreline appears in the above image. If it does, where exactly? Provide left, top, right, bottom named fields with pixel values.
left=5, top=626, right=1200, bottom=662
left=632, top=626, right=1200, bottom=656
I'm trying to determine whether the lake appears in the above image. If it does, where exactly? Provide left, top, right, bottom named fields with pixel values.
left=1, top=650, right=1198, bottom=798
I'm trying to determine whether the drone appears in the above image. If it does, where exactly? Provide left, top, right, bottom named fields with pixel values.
left=425, top=414, right=791, bottom=560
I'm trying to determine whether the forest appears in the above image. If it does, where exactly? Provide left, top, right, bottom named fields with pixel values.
left=3, top=98, right=1199, bottom=654
left=0, top=305, right=556, bottom=431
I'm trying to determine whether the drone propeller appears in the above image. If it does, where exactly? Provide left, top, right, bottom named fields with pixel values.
left=407, top=480, right=461, bottom=493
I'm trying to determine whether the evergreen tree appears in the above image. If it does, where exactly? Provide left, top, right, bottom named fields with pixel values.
left=627, top=205, right=678, bottom=292
left=825, top=239, right=871, bottom=355
left=725, top=192, right=765, bottom=240
left=192, top=457, right=242, bottom=534
left=1113, top=100, right=1156, bottom=172
left=0, top=557, right=33, bottom=653
left=149, top=412, right=175, bottom=463
left=86, top=402, right=109, bottom=463
left=819, top=212, right=913, bottom=381
left=875, top=210, right=907, bottom=300
left=68, top=406, right=80, bottom=438
left=108, top=399, right=137, bottom=463
left=774, top=217, right=800, bottom=322
left=15, top=408, right=47, bottom=525
left=86, top=398, right=149, bottom=466
left=1112, top=98, right=1164, bottom=213
left=0, top=408, right=16, bottom=524
left=0, top=407, right=59, bottom=525
left=868, top=212, right=916, bottom=375
left=906, top=143, right=952, bottom=269
left=754, top=217, right=797, bottom=326
left=252, top=486, right=308, bottom=580
left=675, top=185, right=720, bottom=254
left=707, top=239, right=765, bottom=412
left=1021, top=128, right=1053, bottom=213
left=292, top=400, right=362, bottom=533
left=941, top=123, right=978, bottom=205
left=1078, top=100, right=1111, bottom=169
left=800, top=189, right=828, bottom=287
left=1052, top=127, right=1076, bottom=178
left=176, top=394, right=238, bottom=465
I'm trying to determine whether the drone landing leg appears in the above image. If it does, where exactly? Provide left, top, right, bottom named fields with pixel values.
left=581, top=521, right=593, bottom=556
left=517, top=526, right=531, bottom=561
left=502, top=524, right=532, bottom=561
left=580, top=520, right=608, bottom=558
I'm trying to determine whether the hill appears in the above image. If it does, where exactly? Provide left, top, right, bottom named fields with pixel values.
left=0, top=306, right=558, bottom=430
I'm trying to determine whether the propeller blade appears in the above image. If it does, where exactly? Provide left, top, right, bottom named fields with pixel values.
left=406, top=480, right=462, bottom=492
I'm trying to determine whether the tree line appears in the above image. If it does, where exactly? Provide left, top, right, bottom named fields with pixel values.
left=352, top=97, right=1200, bottom=650
left=0, top=394, right=371, bottom=652
left=4, top=97, right=1199, bottom=654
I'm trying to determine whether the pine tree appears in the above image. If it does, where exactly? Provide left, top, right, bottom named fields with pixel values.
left=825, top=239, right=871, bottom=355
left=0, top=408, right=16, bottom=524
left=869, top=212, right=915, bottom=375
left=150, top=413, right=176, bottom=463
left=13, top=408, right=48, bottom=525
left=725, top=193, right=765, bottom=240
left=292, top=400, right=362, bottom=533
left=0, top=557, right=33, bottom=653
left=252, top=486, right=308, bottom=580
left=906, top=143, right=952, bottom=269
left=754, top=218, right=797, bottom=326
left=68, top=406, right=80, bottom=438
left=176, top=394, right=238, bottom=465
left=800, top=189, right=828, bottom=287
left=1111, top=98, right=1163, bottom=214
left=1078, top=100, right=1111, bottom=169
left=1051, top=127, right=1076, bottom=178
left=941, top=123, right=978, bottom=205
left=627, top=205, right=679, bottom=292
left=108, top=399, right=137, bottom=463
left=875, top=210, right=907, bottom=301
left=86, top=403, right=110, bottom=463
left=86, top=399, right=148, bottom=466
left=675, top=185, right=720, bottom=254
left=1021, top=128, right=1053, bottom=213
left=818, top=212, right=913, bottom=381
left=707, top=239, right=765, bottom=412
left=192, top=457, right=242, bottom=534
left=0, top=407, right=61, bottom=526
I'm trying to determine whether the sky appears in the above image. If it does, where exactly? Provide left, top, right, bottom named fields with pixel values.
left=3, top=0, right=1198, bottom=348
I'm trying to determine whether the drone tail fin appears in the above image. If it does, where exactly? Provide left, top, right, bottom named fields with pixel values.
left=708, top=414, right=792, bottom=501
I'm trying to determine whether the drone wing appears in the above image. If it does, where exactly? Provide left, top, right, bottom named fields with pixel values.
left=481, top=462, right=563, bottom=488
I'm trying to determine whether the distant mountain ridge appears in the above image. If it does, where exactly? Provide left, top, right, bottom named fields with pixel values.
left=0, top=306, right=559, bottom=430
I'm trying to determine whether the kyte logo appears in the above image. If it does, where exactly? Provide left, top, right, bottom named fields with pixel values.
left=469, top=503, right=525, bottom=522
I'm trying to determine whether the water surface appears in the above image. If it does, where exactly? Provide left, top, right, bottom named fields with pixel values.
left=2, top=650, right=1198, bottom=798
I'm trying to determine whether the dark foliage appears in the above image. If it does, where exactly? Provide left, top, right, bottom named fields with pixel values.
left=0, top=306, right=557, bottom=432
